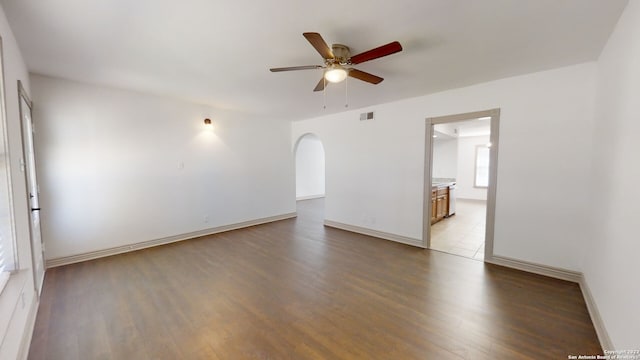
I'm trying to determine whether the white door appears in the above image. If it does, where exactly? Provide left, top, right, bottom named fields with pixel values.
left=19, top=83, right=44, bottom=295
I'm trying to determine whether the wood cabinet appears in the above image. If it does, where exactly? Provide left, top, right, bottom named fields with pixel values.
left=431, top=186, right=449, bottom=225
left=431, top=190, right=437, bottom=223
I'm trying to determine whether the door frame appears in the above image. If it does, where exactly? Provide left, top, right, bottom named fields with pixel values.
left=423, top=108, right=500, bottom=261
left=18, top=80, right=44, bottom=295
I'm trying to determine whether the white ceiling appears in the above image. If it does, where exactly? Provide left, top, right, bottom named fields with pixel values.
left=1, top=0, right=628, bottom=122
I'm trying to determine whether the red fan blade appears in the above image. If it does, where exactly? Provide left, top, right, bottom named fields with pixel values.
left=350, top=41, right=402, bottom=65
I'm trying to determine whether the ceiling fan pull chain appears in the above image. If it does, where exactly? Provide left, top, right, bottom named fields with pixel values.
left=345, top=76, right=349, bottom=108
left=323, top=77, right=327, bottom=109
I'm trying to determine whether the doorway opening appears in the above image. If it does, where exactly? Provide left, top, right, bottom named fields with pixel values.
left=424, top=109, right=500, bottom=261
left=293, top=133, right=326, bottom=223
left=294, top=133, right=325, bottom=201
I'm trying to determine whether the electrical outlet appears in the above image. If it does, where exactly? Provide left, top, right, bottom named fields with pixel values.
left=204, top=215, right=210, bottom=223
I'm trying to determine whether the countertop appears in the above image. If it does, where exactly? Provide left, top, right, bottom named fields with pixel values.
left=432, top=182, right=455, bottom=190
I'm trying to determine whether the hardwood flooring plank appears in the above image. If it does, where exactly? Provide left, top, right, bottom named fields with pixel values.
left=28, top=199, right=601, bottom=359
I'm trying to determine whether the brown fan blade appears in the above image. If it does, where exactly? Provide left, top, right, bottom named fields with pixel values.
left=270, top=65, right=323, bottom=72
left=303, top=32, right=334, bottom=59
left=313, top=77, right=327, bottom=92
left=348, top=69, right=384, bottom=84
left=350, top=41, right=402, bottom=65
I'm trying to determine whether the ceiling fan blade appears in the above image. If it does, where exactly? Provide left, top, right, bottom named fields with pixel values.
left=270, top=65, right=323, bottom=72
left=348, top=69, right=384, bottom=84
left=303, top=32, right=334, bottom=59
left=313, top=77, right=327, bottom=92
left=350, top=41, right=403, bottom=64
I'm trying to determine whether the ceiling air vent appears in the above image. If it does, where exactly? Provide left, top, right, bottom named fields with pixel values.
left=360, top=111, right=375, bottom=121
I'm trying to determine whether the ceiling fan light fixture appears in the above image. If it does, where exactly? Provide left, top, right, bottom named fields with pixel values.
left=324, top=65, right=348, bottom=83
left=270, top=32, right=403, bottom=92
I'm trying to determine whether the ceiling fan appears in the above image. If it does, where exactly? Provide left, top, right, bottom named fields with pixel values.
left=270, top=32, right=403, bottom=92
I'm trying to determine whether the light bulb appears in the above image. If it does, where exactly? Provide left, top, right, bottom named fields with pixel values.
left=324, top=66, right=347, bottom=83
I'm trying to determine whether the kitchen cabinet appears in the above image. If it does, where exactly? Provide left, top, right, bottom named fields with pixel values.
left=431, top=190, right=437, bottom=223
left=431, top=186, right=449, bottom=224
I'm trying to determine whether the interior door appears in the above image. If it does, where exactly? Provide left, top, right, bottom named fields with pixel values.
left=19, top=81, right=44, bottom=295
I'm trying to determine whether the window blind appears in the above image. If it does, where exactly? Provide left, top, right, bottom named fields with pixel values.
left=0, top=236, right=6, bottom=273
left=0, top=235, right=8, bottom=293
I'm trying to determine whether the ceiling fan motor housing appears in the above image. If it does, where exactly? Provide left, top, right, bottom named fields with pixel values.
left=330, top=44, right=351, bottom=64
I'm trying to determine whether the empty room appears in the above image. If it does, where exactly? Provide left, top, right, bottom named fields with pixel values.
left=0, top=0, right=638, bottom=359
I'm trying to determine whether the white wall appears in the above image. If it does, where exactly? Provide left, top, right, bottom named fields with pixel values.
left=456, top=135, right=489, bottom=200
left=295, top=134, right=325, bottom=199
left=31, top=75, right=296, bottom=260
left=1, top=0, right=633, bottom=352
left=0, top=5, right=37, bottom=359
left=586, top=0, right=640, bottom=350
left=292, top=62, right=596, bottom=271
left=432, top=138, right=457, bottom=179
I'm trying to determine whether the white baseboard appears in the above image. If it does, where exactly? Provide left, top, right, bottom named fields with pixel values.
left=485, top=255, right=582, bottom=283
left=579, top=275, right=614, bottom=351
left=324, top=220, right=424, bottom=248
left=296, top=194, right=325, bottom=201
left=456, top=197, right=487, bottom=202
left=46, top=212, right=297, bottom=268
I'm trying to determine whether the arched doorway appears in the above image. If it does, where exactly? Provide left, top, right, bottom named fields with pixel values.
left=294, top=133, right=325, bottom=200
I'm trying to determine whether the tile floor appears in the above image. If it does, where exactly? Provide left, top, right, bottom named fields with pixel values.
left=430, top=199, right=487, bottom=261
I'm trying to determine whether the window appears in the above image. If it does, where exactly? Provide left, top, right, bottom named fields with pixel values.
left=0, top=240, right=11, bottom=291
left=0, top=36, right=16, bottom=293
left=474, top=145, right=490, bottom=188
left=0, top=153, right=17, bottom=280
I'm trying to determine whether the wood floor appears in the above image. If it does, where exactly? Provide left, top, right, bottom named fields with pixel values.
left=28, top=199, right=601, bottom=359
